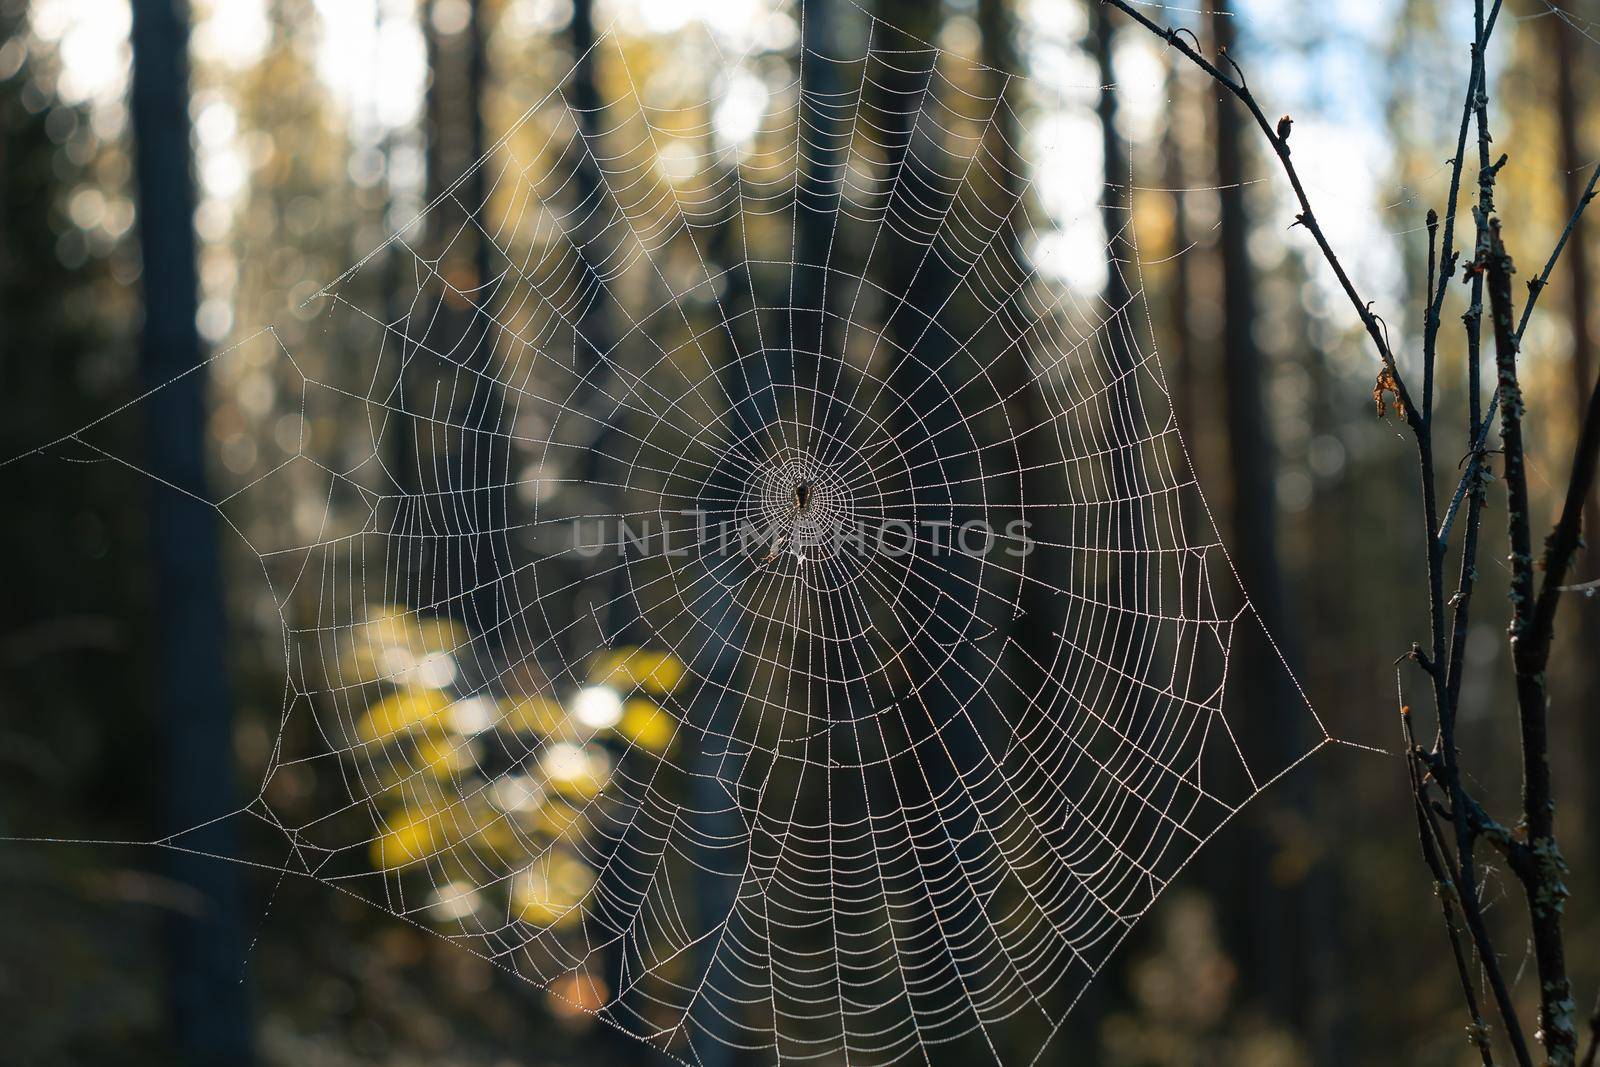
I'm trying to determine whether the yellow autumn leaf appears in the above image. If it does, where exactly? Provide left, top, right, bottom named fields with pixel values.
left=588, top=648, right=685, bottom=694
left=499, top=694, right=573, bottom=736
left=531, top=798, right=592, bottom=840
left=461, top=811, right=523, bottom=860
left=341, top=607, right=469, bottom=686
left=617, top=698, right=676, bottom=752
left=511, top=852, right=594, bottom=927
left=370, top=805, right=447, bottom=870
left=361, top=603, right=414, bottom=640
left=368, top=798, right=521, bottom=870
left=358, top=687, right=453, bottom=744
left=358, top=605, right=464, bottom=653
left=413, top=616, right=467, bottom=655
left=411, top=729, right=477, bottom=779
left=539, top=742, right=610, bottom=799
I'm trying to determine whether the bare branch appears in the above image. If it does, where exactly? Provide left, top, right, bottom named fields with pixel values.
left=1527, top=339, right=1600, bottom=641
left=1485, top=221, right=1580, bottom=1067
left=1437, top=156, right=1600, bottom=548
left=1517, top=159, right=1600, bottom=341
left=1425, top=0, right=1505, bottom=355
left=1099, top=0, right=1418, bottom=429
left=1403, top=706, right=1497, bottom=1067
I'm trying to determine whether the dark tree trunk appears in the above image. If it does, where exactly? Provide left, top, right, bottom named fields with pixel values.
left=1091, top=0, right=1150, bottom=746
left=1092, top=4, right=1131, bottom=318
left=1206, top=0, right=1310, bottom=1035
left=560, top=7, right=717, bottom=1062
left=864, top=0, right=1030, bottom=1054
left=415, top=0, right=510, bottom=650
left=566, top=0, right=620, bottom=444
left=423, top=0, right=444, bottom=222
left=458, top=0, right=508, bottom=650
left=1161, top=55, right=1201, bottom=535
left=789, top=0, right=839, bottom=387
left=468, top=0, right=489, bottom=284
left=1209, top=5, right=1287, bottom=674
left=979, top=0, right=1061, bottom=709
left=128, top=1, right=253, bottom=1061
left=1549, top=0, right=1600, bottom=845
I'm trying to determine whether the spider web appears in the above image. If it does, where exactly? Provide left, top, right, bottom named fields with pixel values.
left=25, top=2, right=1333, bottom=1063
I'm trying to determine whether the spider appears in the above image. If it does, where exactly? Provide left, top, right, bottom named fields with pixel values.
left=759, top=482, right=815, bottom=565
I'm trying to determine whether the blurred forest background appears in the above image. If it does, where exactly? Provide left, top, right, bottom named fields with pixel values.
left=3, top=0, right=1600, bottom=1063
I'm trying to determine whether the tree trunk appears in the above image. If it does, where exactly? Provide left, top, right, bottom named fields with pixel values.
left=128, top=1, right=253, bottom=1061
left=417, top=0, right=509, bottom=650
left=1161, top=54, right=1201, bottom=534
left=1548, top=0, right=1600, bottom=849
left=1206, top=0, right=1307, bottom=1034
left=458, top=0, right=507, bottom=647
left=1091, top=0, right=1149, bottom=649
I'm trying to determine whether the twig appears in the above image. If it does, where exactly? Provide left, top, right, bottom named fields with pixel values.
left=1437, top=156, right=1600, bottom=548
left=1432, top=13, right=1531, bottom=1059
left=1516, top=158, right=1600, bottom=342
left=1555, top=576, right=1600, bottom=595
left=1419, top=762, right=1533, bottom=1067
left=1402, top=704, right=1497, bottom=1067
left=1485, top=221, right=1580, bottom=1067
left=1423, top=0, right=1505, bottom=377
left=1528, top=328, right=1600, bottom=637
left=1100, top=0, right=1418, bottom=429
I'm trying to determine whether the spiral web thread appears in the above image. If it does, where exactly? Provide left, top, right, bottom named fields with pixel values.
left=24, top=3, right=1336, bottom=1063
